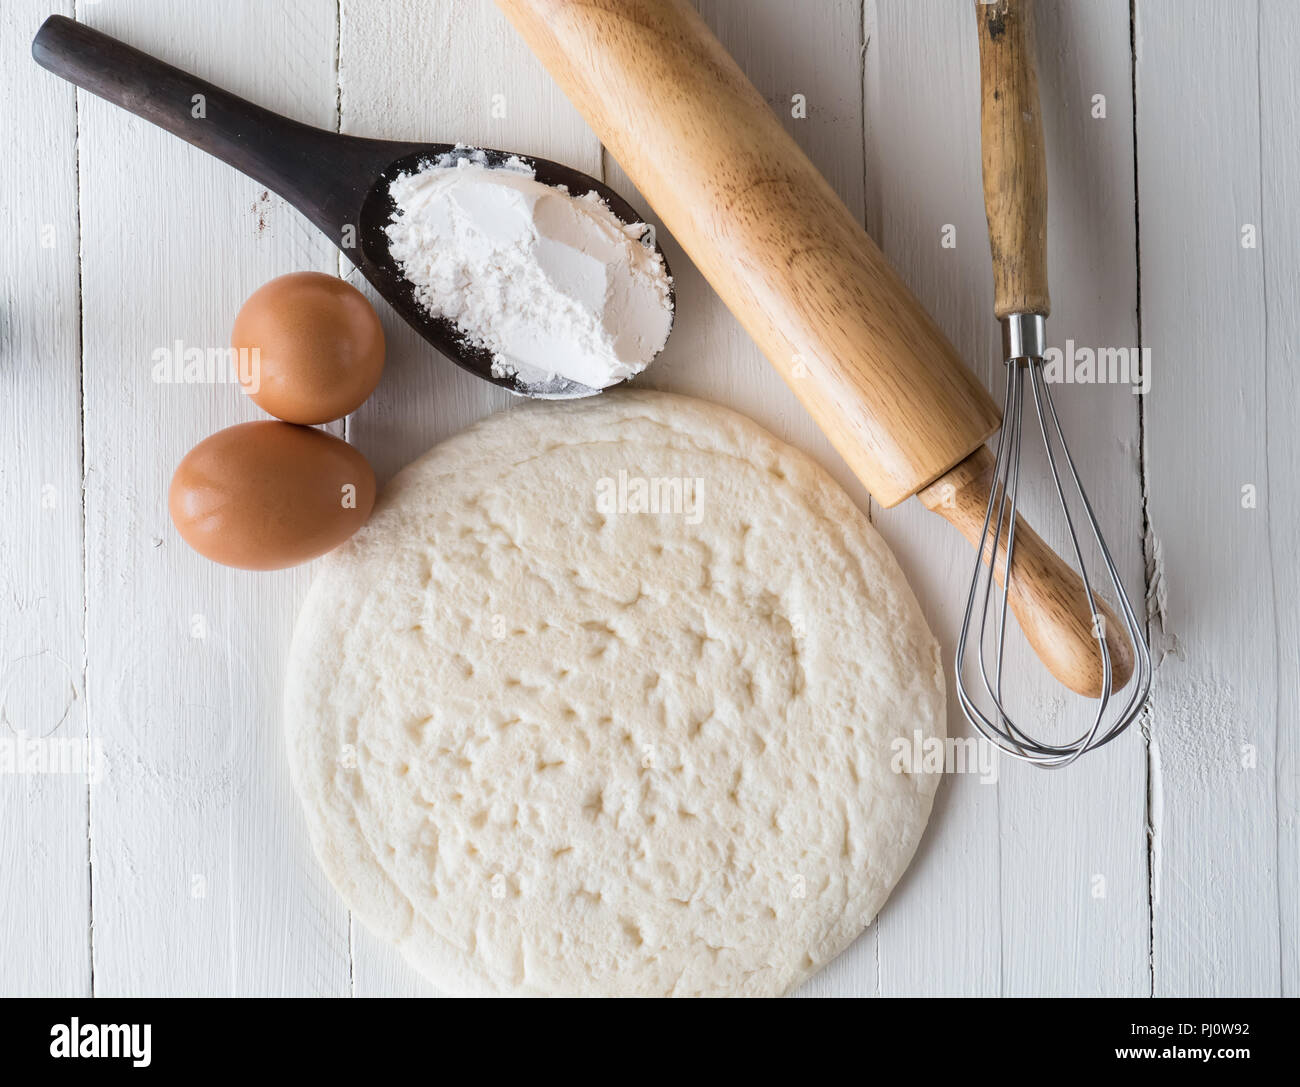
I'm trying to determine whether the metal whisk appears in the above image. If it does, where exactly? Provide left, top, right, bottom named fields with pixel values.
left=958, top=0, right=1151, bottom=767
left=956, top=320, right=1153, bottom=766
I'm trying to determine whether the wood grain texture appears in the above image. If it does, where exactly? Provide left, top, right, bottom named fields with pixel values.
left=0, top=0, right=89, bottom=998
left=976, top=0, right=1051, bottom=318
left=1136, top=0, right=1292, bottom=997
left=618, top=0, right=871, bottom=517
left=75, top=0, right=349, bottom=995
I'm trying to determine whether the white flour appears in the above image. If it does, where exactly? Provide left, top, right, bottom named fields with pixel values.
left=386, top=150, right=673, bottom=392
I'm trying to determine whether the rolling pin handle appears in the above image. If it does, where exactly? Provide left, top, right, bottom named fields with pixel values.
left=921, top=447, right=1135, bottom=697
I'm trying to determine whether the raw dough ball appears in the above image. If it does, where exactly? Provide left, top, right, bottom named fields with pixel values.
left=285, top=390, right=944, bottom=996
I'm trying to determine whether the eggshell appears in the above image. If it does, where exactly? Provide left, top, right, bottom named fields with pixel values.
left=233, top=271, right=385, bottom=424
left=169, top=421, right=376, bottom=570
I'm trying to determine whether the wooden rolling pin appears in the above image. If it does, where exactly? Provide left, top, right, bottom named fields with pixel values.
left=497, top=0, right=1132, bottom=696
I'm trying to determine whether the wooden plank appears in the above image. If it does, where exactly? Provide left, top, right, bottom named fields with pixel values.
left=1260, top=0, right=1300, bottom=999
left=998, top=0, right=1149, bottom=997
left=861, top=0, right=1002, bottom=997
left=866, top=0, right=1149, bottom=995
left=0, top=0, right=89, bottom=998
left=77, top=0, right=350, bottom=995
left=337, top=0, right=604, bottom=487
left=337, top=0, right=605, bottom=996
left=1136, top=0, right=1283, bottom=996
left=659, top=0, right=873, bottom=998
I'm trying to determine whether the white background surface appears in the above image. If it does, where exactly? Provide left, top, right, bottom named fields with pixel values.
left=1, top=0, right=1295, bottom=997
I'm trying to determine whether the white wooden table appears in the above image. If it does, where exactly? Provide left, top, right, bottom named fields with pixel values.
left=2, top=0, right=1295, bottom=998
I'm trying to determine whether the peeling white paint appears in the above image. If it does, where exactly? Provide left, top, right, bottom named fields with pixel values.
left=1143, top=526, right=1185, bottom=664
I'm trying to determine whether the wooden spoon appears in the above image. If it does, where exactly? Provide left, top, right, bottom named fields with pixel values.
left=31, top=14, right=674, bottom=400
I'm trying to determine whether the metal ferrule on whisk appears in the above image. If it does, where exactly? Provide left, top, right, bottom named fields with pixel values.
left=1001, top=313, right=1046, bottom=362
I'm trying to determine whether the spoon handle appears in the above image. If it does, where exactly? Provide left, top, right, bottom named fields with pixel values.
left=31, top=14, right=386, bottom=244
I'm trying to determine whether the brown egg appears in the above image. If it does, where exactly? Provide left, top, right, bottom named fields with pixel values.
left=169, top=421, right=376, bottom=570
left=233, top=271, right=385, bottom=424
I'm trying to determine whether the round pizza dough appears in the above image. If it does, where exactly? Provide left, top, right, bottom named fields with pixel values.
left=285, top=390, right=944, bottom=997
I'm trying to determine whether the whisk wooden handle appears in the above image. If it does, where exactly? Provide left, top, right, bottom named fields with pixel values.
left=921, top=448, right=1134, bottom=697
left=977, top=0, right=1050, bottom=319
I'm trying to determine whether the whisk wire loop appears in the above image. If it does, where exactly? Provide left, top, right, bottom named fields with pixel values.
left=955, top=352, right=1153, bottom=768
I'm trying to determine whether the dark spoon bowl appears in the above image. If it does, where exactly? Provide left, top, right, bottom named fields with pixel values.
left=33, top=15, right=674, bottom=400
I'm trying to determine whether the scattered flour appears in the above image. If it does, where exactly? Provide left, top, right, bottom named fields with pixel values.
left=386, top=149, right=673, bottom=393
